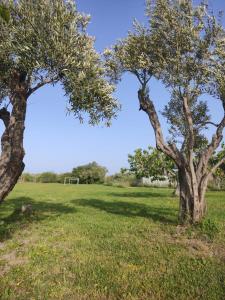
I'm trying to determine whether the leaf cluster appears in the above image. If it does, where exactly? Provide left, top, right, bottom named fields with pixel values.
left=105, top=0, right=225, bottom=150
left=128, top=146, right=176, bottom=181
left=0, top=0, right=118, bottom=124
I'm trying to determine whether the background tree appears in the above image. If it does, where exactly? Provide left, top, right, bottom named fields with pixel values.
left=72, top=161, right=108, bottom=184
left=0, top=0, right=118, bottom=203
left=20, top=172, right=36, bottom=183
left=128, top=146, right=176, bottom=180
left=105, top=0, right=225, bottom=223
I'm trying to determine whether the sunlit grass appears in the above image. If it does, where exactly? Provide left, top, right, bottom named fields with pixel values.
left=0, top=183, right=224, bottom=299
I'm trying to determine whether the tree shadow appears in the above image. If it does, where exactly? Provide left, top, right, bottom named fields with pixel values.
left=108, top=191, right=172, bottom=199
left=0, top=197, right=76, bottom=242
left=72, top=198, right=177, bottom=225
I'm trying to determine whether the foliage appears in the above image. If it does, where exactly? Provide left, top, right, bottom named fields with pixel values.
left=37, top=172, right=58, bottom=183
left=105, top=170, right=136, bottom=187
left=104, top=0, right=225, bottom=151
left=0, top=0, right=119, bottom=124
left=20, top=173, right=36, bottom=183
left=72, top=161, right=108, bottom=184
left=127, top=146, right=176, bottom=182
left=0, top=3, right=10, bottom=23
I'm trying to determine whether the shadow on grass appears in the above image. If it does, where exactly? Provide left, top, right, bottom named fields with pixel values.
left=72, top=198, right=177, bottom=225
left=108, top=191, right=172, bottom=199
left=0, top=197, right=76, bottom=242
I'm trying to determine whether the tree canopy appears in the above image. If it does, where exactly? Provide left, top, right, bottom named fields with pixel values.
left=0, top=0, right=118, bottom=124
left=72, top=162, right=108, bottom=184
left=128, top=146, right=176, bottom=182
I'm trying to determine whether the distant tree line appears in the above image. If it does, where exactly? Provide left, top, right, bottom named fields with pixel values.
left=20, top=153, right=225, bottom=190
left=20, top=162, right=108, bottom=184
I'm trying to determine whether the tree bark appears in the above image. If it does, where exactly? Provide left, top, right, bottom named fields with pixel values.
left=0, top=84, right=27, bottom=203
left=178, top=167, right=207, bottom=224
left=137, top=88, right=212, bottom=224
left=173, top=182, right=180, bottom=197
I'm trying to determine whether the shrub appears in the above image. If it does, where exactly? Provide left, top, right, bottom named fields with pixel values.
left=37, top=172, right=58, bottom=183
left=72, top=162, right=107, bottom=184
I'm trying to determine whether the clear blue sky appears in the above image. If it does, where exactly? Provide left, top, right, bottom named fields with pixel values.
left=22, top=0, right=225, bottom=175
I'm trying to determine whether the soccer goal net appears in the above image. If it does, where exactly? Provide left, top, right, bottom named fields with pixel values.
left=64, top=177, right=79, bottom=185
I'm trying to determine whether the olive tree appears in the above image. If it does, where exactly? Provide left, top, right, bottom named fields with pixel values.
left=105, top=0, right=225, bottom=223
left=0, top=0, right=118, bottom=203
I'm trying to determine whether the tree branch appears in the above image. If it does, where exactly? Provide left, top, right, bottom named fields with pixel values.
left=203, top=121, right=219, bottom=127
left=138, top=88, right=182, bottom=166
left=27, top=76, right=58, bottom=97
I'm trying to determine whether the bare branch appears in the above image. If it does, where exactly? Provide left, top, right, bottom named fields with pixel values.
left=203, top=121, right=219, bottom=127
left=27, top=76, right=58, bottom=97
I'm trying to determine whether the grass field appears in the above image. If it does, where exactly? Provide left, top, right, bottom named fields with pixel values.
left=0, top=183, right=225, bottom=299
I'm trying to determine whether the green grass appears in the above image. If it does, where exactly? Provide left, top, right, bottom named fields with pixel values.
left=0, top=183, right=225, bottom=300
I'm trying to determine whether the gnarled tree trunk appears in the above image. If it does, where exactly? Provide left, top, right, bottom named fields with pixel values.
left=178, top=167, right=207, bottom=224
left=0, top=81, right=27, bottom=203
left=137, top=88, right=222, bottom=224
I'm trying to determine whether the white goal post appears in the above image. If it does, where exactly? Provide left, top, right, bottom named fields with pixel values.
left=64, top=177, right=79, bottom=185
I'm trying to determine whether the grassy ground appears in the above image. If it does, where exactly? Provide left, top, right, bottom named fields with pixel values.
left=0, top=183, right=225, bottom=300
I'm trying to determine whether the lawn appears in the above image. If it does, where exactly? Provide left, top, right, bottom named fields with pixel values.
left=0, top=183, right=225, bottom=300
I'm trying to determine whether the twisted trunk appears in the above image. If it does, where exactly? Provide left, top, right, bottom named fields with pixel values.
left=178, top=167, right=207, bottom=224
left=0, top=90, right=27, bottom=203
left=137, top=88, right=214, bottom=224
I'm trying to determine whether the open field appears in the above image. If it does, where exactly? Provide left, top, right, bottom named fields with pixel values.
left=0, top=183, right=225, bottom=299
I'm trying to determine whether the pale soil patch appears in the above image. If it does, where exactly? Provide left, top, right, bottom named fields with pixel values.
left=0, top=232, right=38, bottom=276
left=0, top=250, right=28, bottom=276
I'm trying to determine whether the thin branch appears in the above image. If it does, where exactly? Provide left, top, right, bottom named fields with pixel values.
left=27, top=76, right=58, bottom=97
left=133, top=71, right=143, bottom=85
left=197, top=121, right=219, bottom=129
